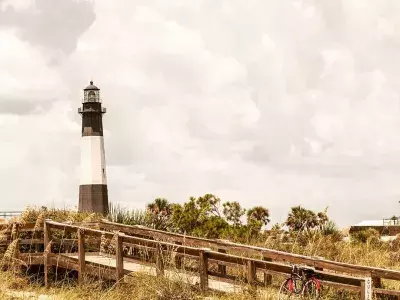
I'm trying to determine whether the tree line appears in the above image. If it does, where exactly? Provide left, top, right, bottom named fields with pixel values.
left=110, top=193, right=331, bottom=242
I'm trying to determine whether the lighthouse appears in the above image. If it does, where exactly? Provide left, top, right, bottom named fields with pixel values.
left=78, top=81, right=109, bottom=214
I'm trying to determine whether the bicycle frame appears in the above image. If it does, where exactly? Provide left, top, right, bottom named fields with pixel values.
left=287, top=265, right=321, bottom=294
left=279, top=265, right=321, bottom=299
left=287, top=266, right=305, bottom=294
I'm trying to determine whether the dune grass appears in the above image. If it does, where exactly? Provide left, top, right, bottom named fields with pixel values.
left=0, top=206, right=398, bottom=299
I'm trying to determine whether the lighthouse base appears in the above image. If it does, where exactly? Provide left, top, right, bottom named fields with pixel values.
left=79, top=184, right=109, bottom=214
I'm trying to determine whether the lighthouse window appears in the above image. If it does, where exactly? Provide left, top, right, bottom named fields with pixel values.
left=88, top=91, right=96, bottom=101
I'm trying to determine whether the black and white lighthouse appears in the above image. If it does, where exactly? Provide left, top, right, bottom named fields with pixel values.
left=78, top=81, right=109, bottom=214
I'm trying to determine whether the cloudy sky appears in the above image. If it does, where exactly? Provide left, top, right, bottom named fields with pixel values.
left=1, top=0, right=400, bottom=227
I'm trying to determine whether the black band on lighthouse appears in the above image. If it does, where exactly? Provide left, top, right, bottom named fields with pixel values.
left=81, top=102, right=104, bottom=136
left=79, top=185, right=108, bottom=213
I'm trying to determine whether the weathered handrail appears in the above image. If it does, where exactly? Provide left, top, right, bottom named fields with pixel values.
left=43, top=220, right=378, bottom=299
left=98, top=220, right=400, bottom=281
left=97, top=220, right=400, bottom=298
left=2, top=220, right=399, bottom=299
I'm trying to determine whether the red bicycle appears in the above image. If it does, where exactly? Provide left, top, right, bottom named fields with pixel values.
left=278, top=265, right=321, bottom=299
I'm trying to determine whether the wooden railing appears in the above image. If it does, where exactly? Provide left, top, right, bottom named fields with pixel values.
left=1, top=220, right=399, bottom=300
left=45, top=220, right=399, bottom=300
left=97, top=220, right=400, bottom=298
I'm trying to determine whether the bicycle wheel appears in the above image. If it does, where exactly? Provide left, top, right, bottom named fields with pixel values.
left=302, top=278, right=321, bottom=299
left=279, top=277, right=304, bottom=299
left=278, top=278, right=294, bottom=299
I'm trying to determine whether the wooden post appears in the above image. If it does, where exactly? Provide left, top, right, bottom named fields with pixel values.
left=11, top=223, right=19, bottom=240
left=247, top=260, right=256, bottom=285
left=11, top=224, right=20, bottom=274
left=218, top=249, right=227, bottom=276
left=372, top=276, right=382, bottom=288
left=361, top=280, right=366, bottom=300
left=15, top=239, right=20, bottom=259
left=116, top=234, right=124, bottom=281
left=43, top=220, right=51, bottom=288
left=133, top=246, right=139, bottom=259
left=78, top=229, right=85, bottom=284
left=155, top=243, right=165, bottom=276
left=34, top=232, right=40, bottom=253
left=361, top=278, right=372, bottom=300
left=263, top=257, right=272, bottom=286
left=175, top=241, right=183, bottom=269
left=199, top=249, right=209, bottom=291
left=13, top=223, right=20, bottom=256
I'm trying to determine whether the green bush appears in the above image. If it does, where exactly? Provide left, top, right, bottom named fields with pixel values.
left=351, top=228, right=380, bottom=244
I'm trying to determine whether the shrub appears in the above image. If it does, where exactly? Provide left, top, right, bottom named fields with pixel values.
left=351, top=228, right=380, bottom=244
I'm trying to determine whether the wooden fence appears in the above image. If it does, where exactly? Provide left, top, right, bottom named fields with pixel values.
left=44, top=220, right=372, bottom=297
left=97, top=220, right=400, bottom=299
left=0, top=220, right=399, bottom=299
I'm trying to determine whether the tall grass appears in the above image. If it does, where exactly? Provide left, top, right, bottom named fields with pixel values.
left=7, top=205, right=104, bottom=225
left=107, top=202, right=148, bottom=226
left=1, top=205, right=399, bottom=299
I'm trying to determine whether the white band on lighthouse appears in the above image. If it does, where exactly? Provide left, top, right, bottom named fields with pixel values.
left=80, top=135, right=107, bottom=185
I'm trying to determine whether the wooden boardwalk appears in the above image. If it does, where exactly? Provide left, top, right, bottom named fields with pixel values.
left=62, top=252, right=240, bottom=293
left=1, top=220, right=400, bottom=300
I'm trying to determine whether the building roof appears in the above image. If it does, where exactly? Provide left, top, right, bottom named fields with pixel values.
left=84, top=81, right=100, bottom=91
left=353, top=220, right=384, bottom=227
left=353, top=217, right=400, bottom=227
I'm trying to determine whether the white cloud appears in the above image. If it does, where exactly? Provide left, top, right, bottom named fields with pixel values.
left=1, top=0, right=34, bottom=10
left=0, top=31, right=66, bottom=98
left=1, top=0, right=400, bottom=225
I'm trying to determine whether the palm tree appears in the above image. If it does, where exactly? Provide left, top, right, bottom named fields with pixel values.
left=317, top=208, right=329, bottom=229
left=285, top=206, right=318, bottom=231
left=247, top=206, right=270, bottom=229
left=146, top=198, right=172, bottom=230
